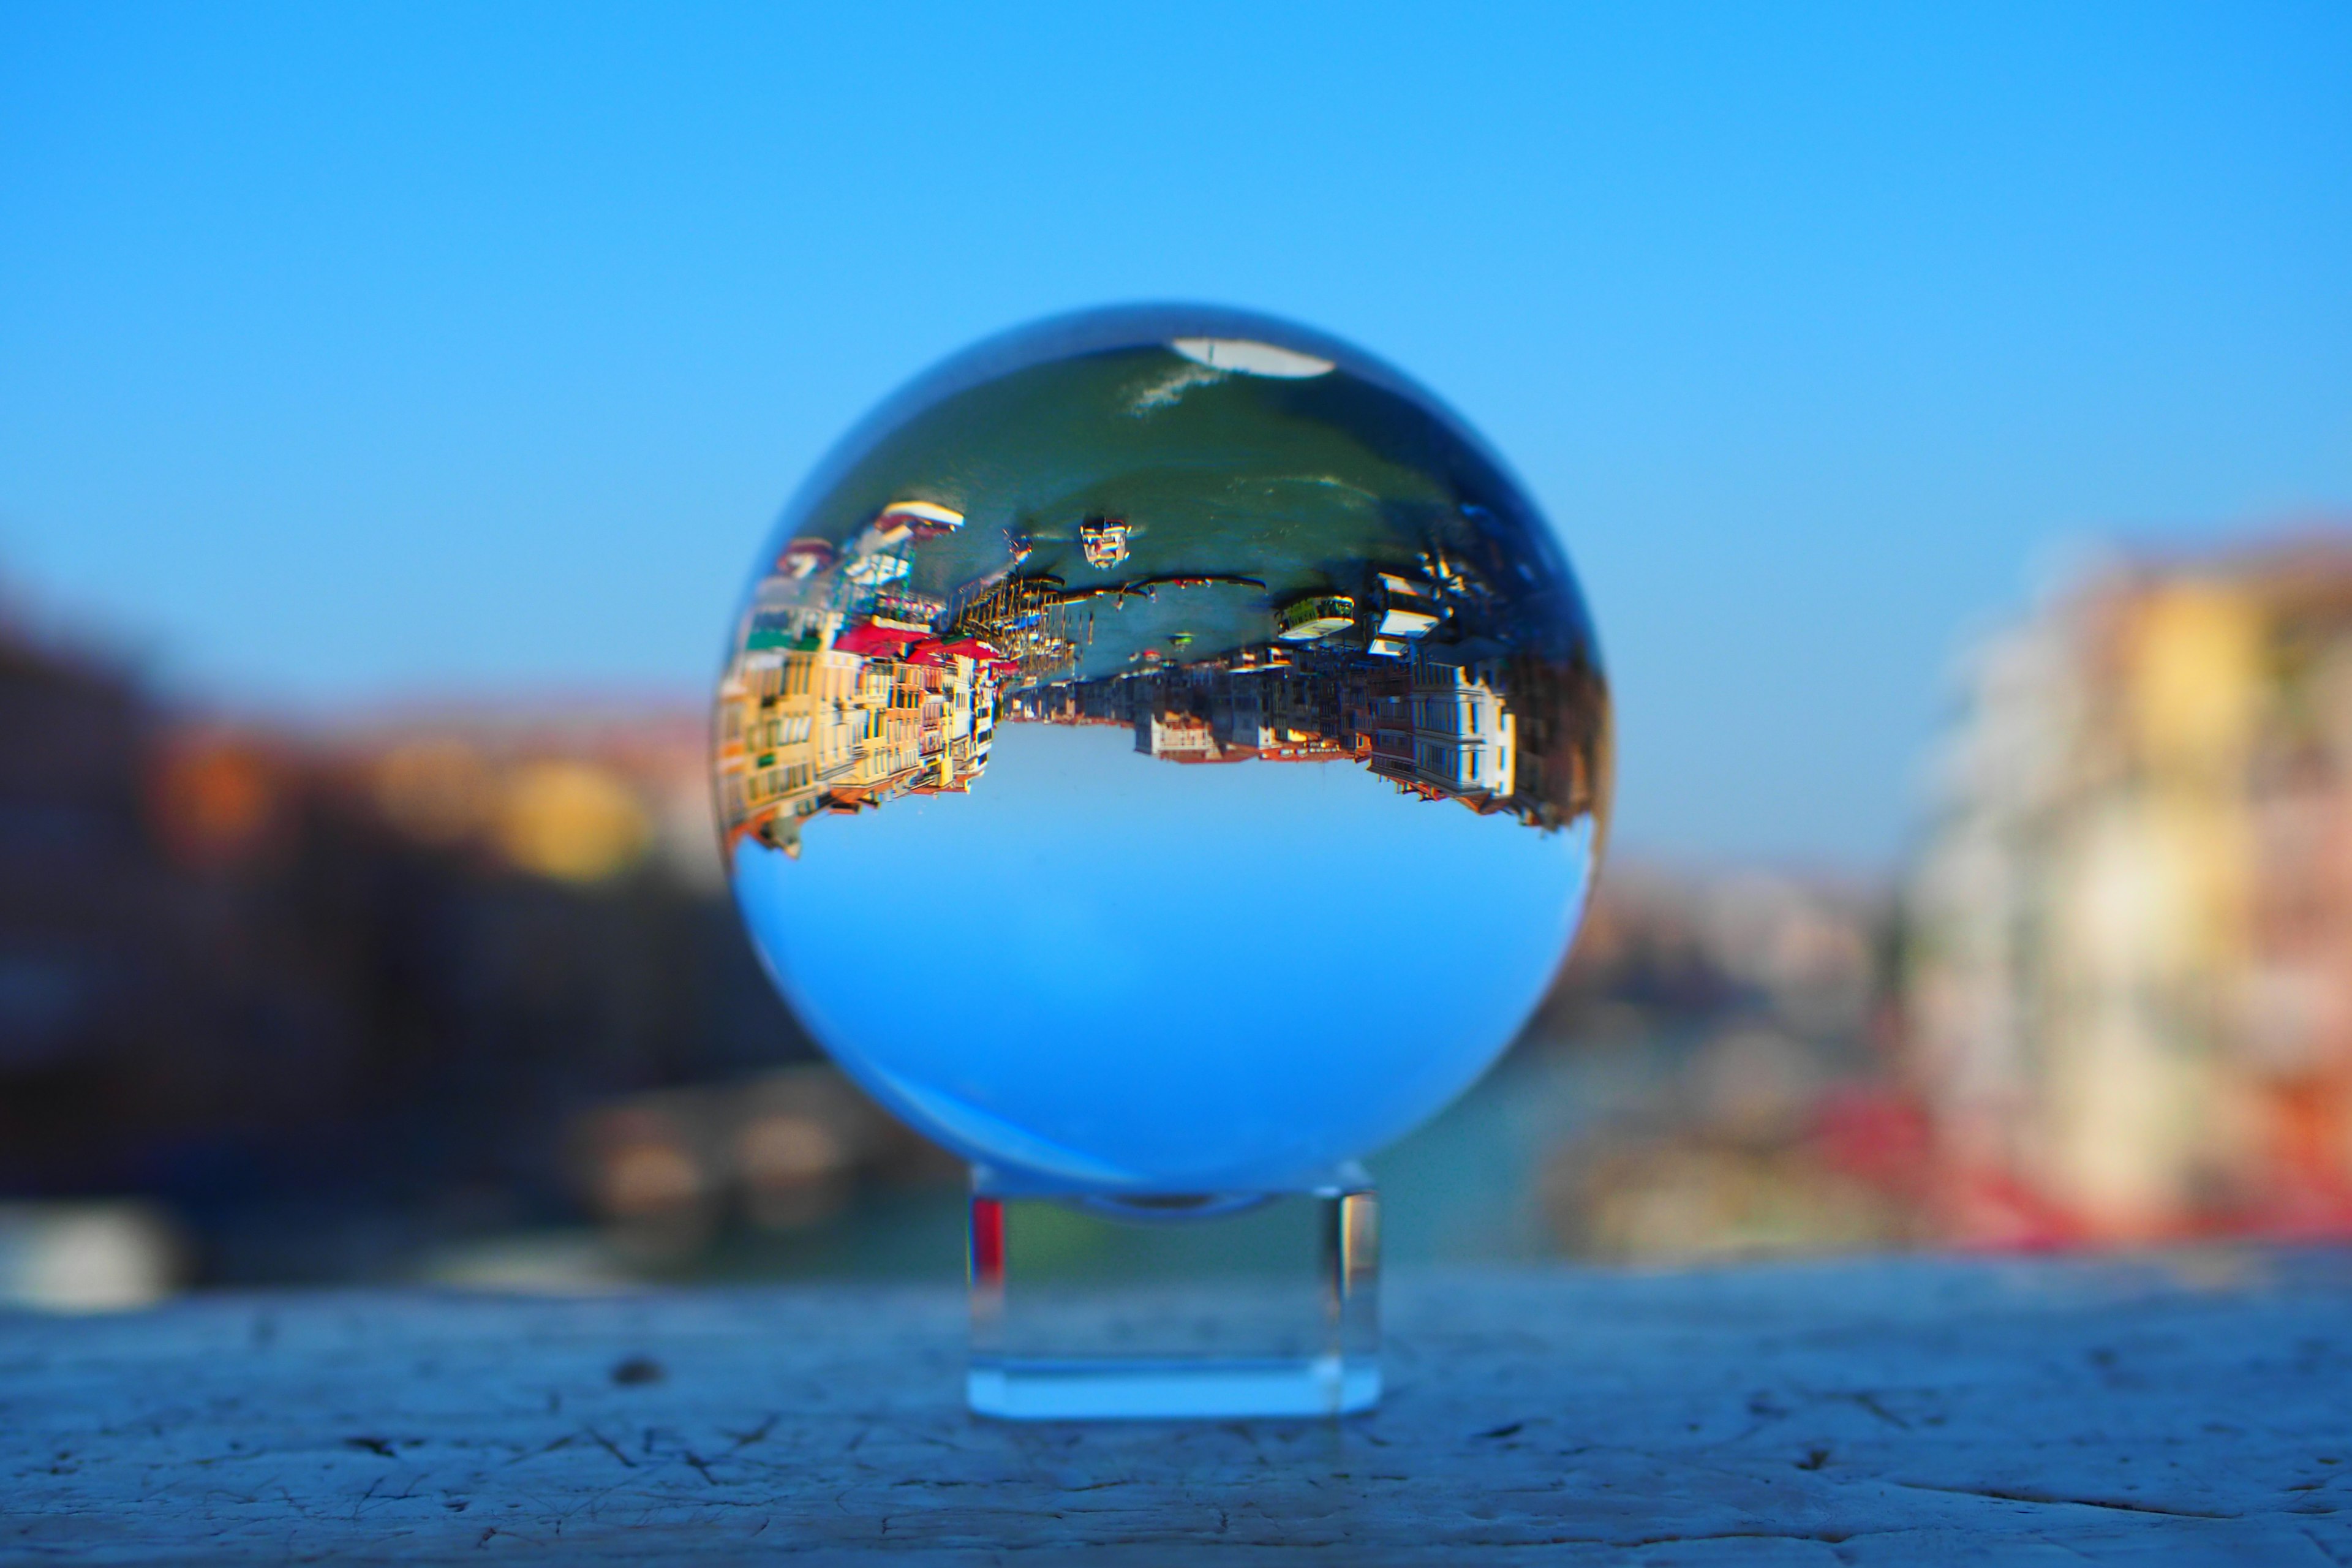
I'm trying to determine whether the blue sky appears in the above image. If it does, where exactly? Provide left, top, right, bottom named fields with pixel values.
left=3, top=3, right=2347, bottom=867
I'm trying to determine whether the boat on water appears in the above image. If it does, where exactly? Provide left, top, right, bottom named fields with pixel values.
left=1275, top=594, right=1358, bottom=643
left=1079, top=516, right=1132, bottom=569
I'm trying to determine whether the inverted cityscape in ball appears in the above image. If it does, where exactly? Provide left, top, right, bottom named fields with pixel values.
left=717, top=306, right=1610, bottom=1194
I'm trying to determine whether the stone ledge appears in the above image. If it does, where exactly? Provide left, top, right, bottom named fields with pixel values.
left=4, top=1251, right=2348, bottom=1564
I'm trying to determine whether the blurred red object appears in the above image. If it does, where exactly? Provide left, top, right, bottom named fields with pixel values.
left=1809, top=1083, right=1931, bottom=1197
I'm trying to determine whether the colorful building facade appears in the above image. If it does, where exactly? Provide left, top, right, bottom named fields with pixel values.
left=1909, top=540, right=2352, bottom=1244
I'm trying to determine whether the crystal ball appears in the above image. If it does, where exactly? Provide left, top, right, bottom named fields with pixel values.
left=716, top=306, right=1610, bottom=1194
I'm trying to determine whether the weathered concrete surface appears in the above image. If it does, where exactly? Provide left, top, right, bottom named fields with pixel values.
left=3, top=1251, right=2348, bottom=1564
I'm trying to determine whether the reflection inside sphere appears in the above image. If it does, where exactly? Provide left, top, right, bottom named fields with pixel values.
left=715, top=309, right=1610, bottom=1194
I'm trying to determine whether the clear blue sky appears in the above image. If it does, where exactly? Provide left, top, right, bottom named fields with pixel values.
left=4, top=4, right=2347, bottom=867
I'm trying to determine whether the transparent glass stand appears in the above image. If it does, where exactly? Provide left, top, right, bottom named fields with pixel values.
left=967, top=1164, right=1379, bottom=1420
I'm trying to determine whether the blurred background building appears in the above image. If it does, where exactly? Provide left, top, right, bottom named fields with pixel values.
left=6, top=526, right=2352, bottom=1303
left=1909, top=536, right=2352, bottom=1248
left=0, top=608, right=833, bottom=1291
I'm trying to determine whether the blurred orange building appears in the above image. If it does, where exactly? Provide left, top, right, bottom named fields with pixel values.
left=1909, top=533, right=2352, bottom=1246
left=0, top=606, right=828, bottom=1281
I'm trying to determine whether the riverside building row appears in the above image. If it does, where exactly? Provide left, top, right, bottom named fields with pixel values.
left=1011, top=642, right=1604, bottom=833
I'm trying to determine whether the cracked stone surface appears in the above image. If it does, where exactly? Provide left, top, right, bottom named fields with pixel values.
left=4, top=1251, right=2349, bottom=1564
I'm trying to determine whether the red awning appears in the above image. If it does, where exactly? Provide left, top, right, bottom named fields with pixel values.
left=834, top=620, right=923, bottom=658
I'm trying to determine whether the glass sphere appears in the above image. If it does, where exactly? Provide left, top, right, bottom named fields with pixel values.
left=716, top=306, right=1610, bottom=1194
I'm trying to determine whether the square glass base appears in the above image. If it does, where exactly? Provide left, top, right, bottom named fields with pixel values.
left=967, top=1165, right=1379, bottom=1420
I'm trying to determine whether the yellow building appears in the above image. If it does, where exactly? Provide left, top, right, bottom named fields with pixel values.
left=716, top=637, right=1000, bottom=858
left=1909, top=539, right=2352, bottom=1244
left=714, top=644, right=869, bottom=857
